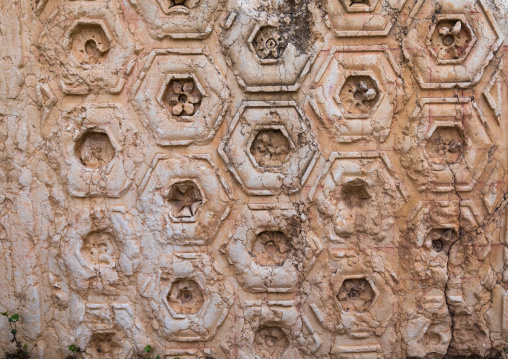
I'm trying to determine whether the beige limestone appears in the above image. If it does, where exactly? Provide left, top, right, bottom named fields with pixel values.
left=0, top=0, right=507, bottom=358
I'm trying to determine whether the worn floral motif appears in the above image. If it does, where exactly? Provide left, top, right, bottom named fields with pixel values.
left=166, top=181, right=203, bottom=219
left=163, top=79, right=202, bottom=116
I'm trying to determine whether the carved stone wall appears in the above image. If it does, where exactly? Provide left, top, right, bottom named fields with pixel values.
left=0, top=0, right=507, bottom=358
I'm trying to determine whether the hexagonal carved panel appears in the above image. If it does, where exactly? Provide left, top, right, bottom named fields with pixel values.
left=132, top=49, right=229, bottom=146
left=38, top=2, right=136, bottom=94
left=222, top=11, right=322, bottom=92
left=310, top=46, right=402, bottom=142
left=219, top=101, right=319, bottom=195
left=139, top=154, right=230, bottom=245
left=403, top=0, right=504, bottom=88
left=400, top=98, right=494, bottom=193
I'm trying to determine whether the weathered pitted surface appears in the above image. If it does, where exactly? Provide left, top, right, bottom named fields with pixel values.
left=0, top=0, right=507, bottom=358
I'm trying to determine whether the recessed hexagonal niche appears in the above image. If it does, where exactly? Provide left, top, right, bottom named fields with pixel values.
left=157, top=74, right=204, bottom=118
left=222, top=12, right=322, bottom=92
left=132, top=49, right=229, bottom=146
left=402, top=0, right=504, bottom=88
left=129, top=0, right=224, bottom=39
left=427, top=15, right=476, bottom=65
left=225, top=207, right=323, bottom=293
left=336, top=276, right=377, bottom=313
left=165, top=278, right=205, bottom=316
left=222, top=301, right=321, bottom=358
left=401, top=98, right=494, bottom=193
left=310, top=46, right=401, bottom=142
left=165, top=180, right=203, bottom=222
left=139, top=253, right=233, bottom=341
left=62, top=207, right=141, bottom=291
left=323, top=0, right=406, bottom=36
left=334, top=73, right=384, bottom=119
left=139, top=154, right=230, bottom=245
left=247, top=125, right=295, bottom=171
left=38, top=3, right=135, bottom=94
left=248, top=24, right=289, bottom=64
left=306, top=250, right=397, bottom=337
left=219, top=101, right=318, bottom=196
left=309, top=152, right=405, bottom=246
left=61, top=104, right=135, bottom=198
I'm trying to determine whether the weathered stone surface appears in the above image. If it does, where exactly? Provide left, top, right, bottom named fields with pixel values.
left=0, top=0, right=507, bottom=358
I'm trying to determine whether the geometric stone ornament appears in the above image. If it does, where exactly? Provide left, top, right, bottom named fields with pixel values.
left=219, top=101, right=319, bottom=195
left=403, top=0, right=504, bottom=88
left=61, top=207, right=141, bottom=293
left=322, top=0, right=408, bottom=37
left=306, top=250, right=398, bottom=356
left=128, top=0, right=224, bottom=39
left=224, top=206, right=323, bottom=293
left=139, top=154, right=230, bottom=245
left=310, top=46, right=402, bottom=142
left=221, top=11, right=322, bottom=92
left=138, top=252, right=233, bottom=341
left=400, top=97, right=494, bottom=193
left=38, top=1, right=136, bottom=94
left=221, top=300, right=321, bottom=358
left=60, top=104, right=136, bottom=198
left=309, top=151, right=405, bottom=246
left=132, top=49, right=229, bottom=146
left=482, top=60, right=503, bottom=124
left=403, top=289, right=452, bottom=358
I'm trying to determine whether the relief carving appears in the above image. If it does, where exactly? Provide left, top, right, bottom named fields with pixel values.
left=403, top=0, right=504, bottom=88
left=38, top=3, right=136, bottom=94
left=139, top=154, right=230, bottom=245
left=57, top=104, right=137, bottom=198
left=129, top=0, right=224, bottom=39
left=219, top=101, right=318, bottom=195
left=400, top=98, right=494, bottom=193
left=222, top=10, right=322, bottom=92
left=138, top=253, right=233, bottom=341
left=310, top=46, right=402, bottom=142
left=132, top=49, right=229, bottom=146
left=3, top=0, right=508, bottom=357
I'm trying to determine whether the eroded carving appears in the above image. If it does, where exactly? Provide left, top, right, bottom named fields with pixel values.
left=167, top=279, right=205, bottom=315
left=323, top=0, right=407, bottom=36
left=166, top=181, right=203, bottom=220
left=254, top=327, right=289, bottom=358
left=222, top=11, right=322, bottom=92
left=139, top=253, right=233, bottom=341
left=250, top=130, right=291, bottom=168
left=309, top=152, right=404, bottom=245
left=251, top=231, right=292, bottom=266
left=403, top=1, right=503, bottom=88
left=131, top=0, right=224, bottom=39
left=219, top=101, right=318, bottom=195
left=310, top=46, right=401, bottom=142
left=139, top=154, right=230, bottom=244
left=38, top=3, right=135, bottom=94
left=76, top=131, right=115, bottom=168
left=337, top=278, right=375, bottom=313
left=400, top=98, right=493, bottom=193
left=429, top=19, right=473, bottom=61
left=57, top=104, right=137, bottom=198
left=80, top=232, right=119, bottom=269
left=132, top=50, right=229, bottom=146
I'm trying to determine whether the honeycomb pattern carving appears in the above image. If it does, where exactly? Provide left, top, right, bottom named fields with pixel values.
left=5, top=0, right=508, bottom=358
